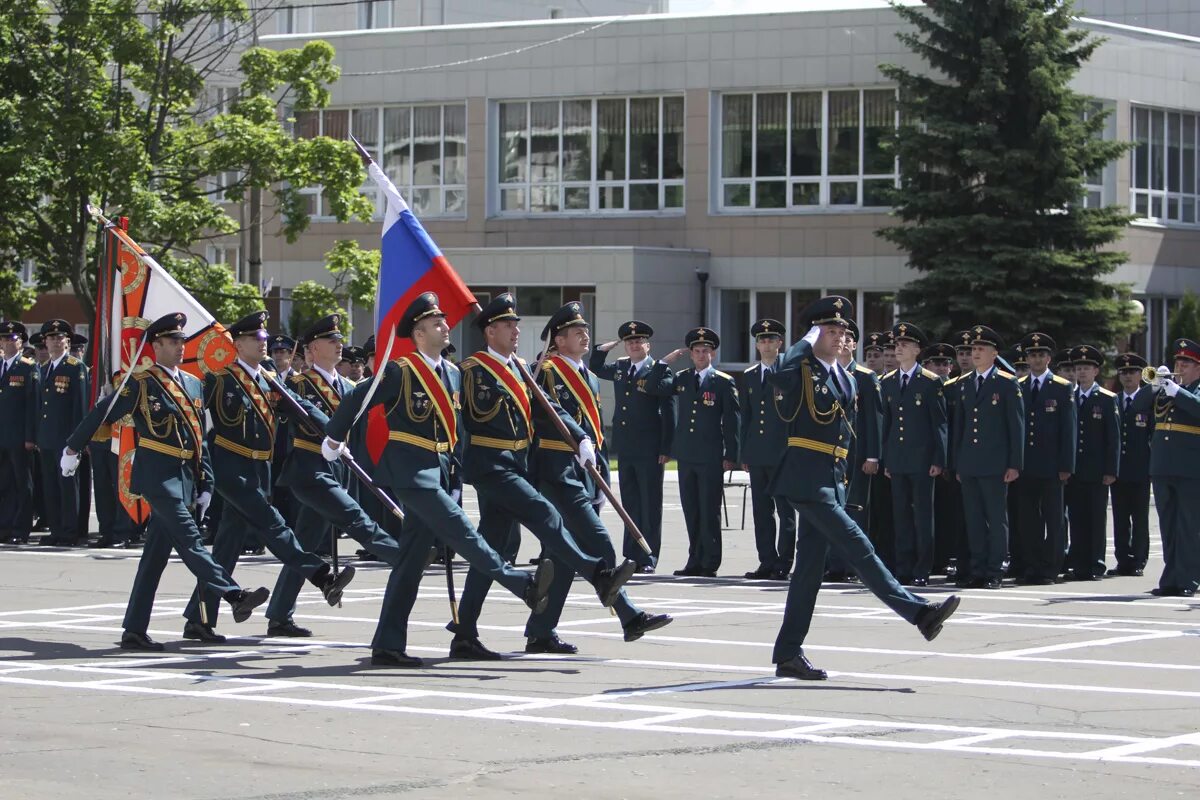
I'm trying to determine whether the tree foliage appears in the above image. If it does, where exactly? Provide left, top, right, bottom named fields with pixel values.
left=287, top=238, right=378, bottom=337
left=1167, top=292, right=1200, bottom=347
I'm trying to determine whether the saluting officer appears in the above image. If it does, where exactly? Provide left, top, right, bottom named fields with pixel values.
left=1109, top=353, right=1153, bottom=577
left=740, top=319, right=797, bottom=580
left=1065, top=345, right=1120, bottom=581
left=62, top=313, right=271, bottom=651
left=1012, top=333, right=1076, bottom=585
left=951, top=326, right=1024, bottom=589
left=589, top=320, right=675, bottom=572
left=879, top=322, right=947, bottom=587
left=35, top=319, right=89, bottom=546
left=1148, top=338, right=1200, bottom=597
left=0, top=321, right=39, bottom=544
left=767, top=296, right=960, bottom=681
left=655, top=327, right=740, bottom=577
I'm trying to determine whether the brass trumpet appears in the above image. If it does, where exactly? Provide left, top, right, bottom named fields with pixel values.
left=1142, top=365, right=1180, bottom=386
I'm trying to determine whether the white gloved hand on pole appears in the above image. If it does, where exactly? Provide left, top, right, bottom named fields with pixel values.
left=321, top=436, right=347, bottom=462
left=576, top=437, right=596, bottom=469
left=196, top=491, right=212, bottom=520
left=60, top=449, right=80, bottom=477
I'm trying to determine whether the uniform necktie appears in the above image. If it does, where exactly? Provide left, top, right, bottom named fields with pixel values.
left=1124, top=395, right=1132, bottom=413
left=628, top=363, right=637, bottom=381
left=901, top=372, right=909, bottom=392
left=437, top=362, right=450, bottom=389
left=694, top=371, right=702, bottom=392
left=1079, top=392, right=1086, bottom=408
left=0, top=360, right=6, bottom=382
left=976, top=374, right=984, bottom=393
left=1030, top=377, right=1040, bottom=404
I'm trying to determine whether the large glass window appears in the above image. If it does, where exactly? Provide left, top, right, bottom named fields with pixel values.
left=296, top=103, right=467, bottom=219
left=496, top=96, right=685, bottom=214
left=718, top=88, right=898, bottom=211
left=1131, top=106, right=1200, bottom=225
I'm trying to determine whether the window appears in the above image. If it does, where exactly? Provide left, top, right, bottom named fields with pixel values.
left=295, top=104, right=467, bottom=218
left=275, top=5, right=313, bottom=34
left=1080, top=101, right=1107, bottom=209
left=20, top=259, right=35, bottom=286
left=358, top=0, right=392, bottom=29
left=496, top=96, right=684, bottom=214
left=1132, top=106, right=1200, bottom=225
left=718, top=89, right=898, bottom=211
left=206, top=245, right=241, bottom=277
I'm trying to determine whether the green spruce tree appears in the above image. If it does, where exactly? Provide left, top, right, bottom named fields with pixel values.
left=879, top=0, right=1136, bottom=348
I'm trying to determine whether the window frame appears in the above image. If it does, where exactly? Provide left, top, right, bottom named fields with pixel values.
left=1131, top=104, right=1200, bottom=227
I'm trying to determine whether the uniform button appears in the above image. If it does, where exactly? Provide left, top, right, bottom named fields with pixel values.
left=759, top=429, right=765, bottom=434
left=973, top=438, right=978, bottom=443
left=689, top=428, right=694, bottom=432
left=899, top=437, right=904, bottom=442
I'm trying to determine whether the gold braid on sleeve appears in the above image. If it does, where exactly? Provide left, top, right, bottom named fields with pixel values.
left=463, top=364, right=502, bottom=423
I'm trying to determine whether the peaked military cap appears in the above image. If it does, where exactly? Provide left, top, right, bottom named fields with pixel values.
left=268, top=333, right=296, bottom=352
left=966, top=325, right=1003, bottom=349
left=29, top=332, right=45, bottom=347
left=1055, top=347, right=1075, bottom=367
left=685, top=327, right=720, bottom=349
left=301, top=314, right=344, bottom=346
left=70, top=333, right=89, bottom=347
left=475, top=292, right=520, bottom=330
left=1009, top=347, right=1027, bottom=367
left=751, top=319, right=785, bottom=340
left=845, top=318, right=860, bottom=343
left=864, top=332, right=888, bottom=353
left=362, top=334, right=377, bottom=358
left=40, top=319, right=72, bottom=337
left=891, top=321, right=926, bottom=346
left=0, top=320, right=28, bottom=341
left=1071, top=344, right=1104, bottom=367
left=145, top=312, right=188, bottom=342
left=342, top=345, right=365, bottom=365
left=954, top=330, right=974, bottom=352
left=543, top=301, right=589, bottom=341
left=442, top=343, right=457, bottom=358
left=1169, top=337, right=1200, bottom=364
left=1114, top=352, right=1148, bottom=371
left=229, top=310, right=269, bottom=339
left=920, top=343, right=956, bottom=363
left=1019, top=331, right=1056, bottom=354
left=801, top=295, right=853, bottom=328
left=618, top=320, right=652, bottom=340
left=399, top=292, right=445, bottom=337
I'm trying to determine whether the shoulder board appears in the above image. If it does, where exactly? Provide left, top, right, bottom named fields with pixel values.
left=460, top=356, right=480, bottom=369
left=1097, top=387, right=1116, bottom=398
left=286, top=372, right=305, bottom=386
left=261, top=368, right=277, bottom=380
left=996, top=370, right=1015, bottom=380
left=713, top=370, right=733, bottom=381
left=743, top=364, right=759, bottom=374
left=19, top=357, right=33, bottom=365
left=1017, top=374, right=1028, bottom=384
left=920, top=368, right=939, bottom=381
left=881, top=369, right=897, bottom=380
left=65, top=355, right=80, bottom=366
left=131, top=371, right=149, bottom=382
left=855, top=364, right=875, bottom=374
left=943, top=375, right=960, bottom=386
left=1051, top=375, right=1071, bottom=386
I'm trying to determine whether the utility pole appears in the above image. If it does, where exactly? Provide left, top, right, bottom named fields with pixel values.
left=247, top=1, right=264, bottom=292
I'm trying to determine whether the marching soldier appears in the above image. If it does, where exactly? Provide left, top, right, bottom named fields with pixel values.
left=1109, top=353, right=1153, bottom=577
left=1147, top=338, right=1200, bottom=597
left=951, top=326, right=1024, bottom=589
left=0, top=321, right=39, bottom=544
left=180, top=311, right=356, bottom=640
left=35, top=319, right=88, bottom=546
left=655, top=327, right=740, bottom=577
left=589, top=320, right=675, bottom=572
left=740, top=319, right=797, bottom=580
left=438, top=293, right=636, bottom=659
left=323, top=293, right=559, bottom=666
left=62, top=313, right=272, bottom=651
left=879, top=322, right=947, bottom=587
left=1064, top=345, right=1119, bottom=581
left=767, top=296, right=960, bottom=681
left=1012, top=333, right=1076, bottom=585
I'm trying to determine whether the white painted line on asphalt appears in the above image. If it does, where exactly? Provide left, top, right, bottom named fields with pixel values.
left=989, top=631, right=1183, bottom=658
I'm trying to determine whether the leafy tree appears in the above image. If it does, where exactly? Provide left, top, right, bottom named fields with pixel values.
left=159, top=255, right=262, bottom=324
left=879, top=0, right=1137, bottom=348
left=287, top=238, right=378, bottom=336
left=0, top=265, right=37, bottom=319
left=1167, top=291, right=1200, bottom=346
left=0, top=0, right=372, bottom=326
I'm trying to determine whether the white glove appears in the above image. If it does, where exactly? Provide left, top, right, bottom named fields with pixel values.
left=802, top=325, right=822, bottom=345
left=593, top=492, right=607, bottom=514
left=1163, top=378, right=1181, bottom=398
left=576, top=437, right=596, bottom=469
left=450, top=488, right=462, bottom=505
left=60, top=449, right=80, bottom=477
left=321, top=436, right=347, bottom=462
left=196, top=491, right=212, bottom=520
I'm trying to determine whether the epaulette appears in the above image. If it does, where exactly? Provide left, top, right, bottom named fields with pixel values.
left=131, top=371, right=149, bottom=382
left=996, top=369, right=1015, bottom=380
left=19, top=357, right=34, bottom=365
left=459, top=356, right=479, bottom=369
left=743, top=364, right=759, bottom=374
left=286, top=371, right=304, bottom=386
left=261, top=368, right=277, bottom=380
left=713, top=369, right=733, bottom=381
left=1017, top=374, right=1028, bottom=384
left=1051, top=375, right=1071, bottom=386
left=920, top=368, right=939, bottom=381
left=855, top=364, right=875, bottom=374
left=882, top=369, right=897, bottom=380
left=65, top=355, right=80, bottom=366
left=1097, top=386, right=1116, bottom=398
left=944, top=374, right=964, bottom=386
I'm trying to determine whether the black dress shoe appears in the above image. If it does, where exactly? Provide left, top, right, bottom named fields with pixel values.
left=525, top=635, right=578, bottom=654
left=1132, top=568, right=1145, bottom=576
left=120, top=631, right=164, bottom=651
left=595, top=559, right=637, bottom=607
left=672, top=567, right=699, bottom=577
left=775, top=651, right=827, bottom=681
left=638, top=565, right=655, bottom=574
left=371, top=649, right=423, bottom=668
left=916, top=594, right=961, bottom=641
left=912, top=577, right=928, bottom=587
left=623, top=612, right=673, bottom=642
left=984, top=578, right=1002, bottom=589
left=744, top=565, right=773, bottom=579
left=449, top=636, right=502, bottom=660
left=318, top=565, right=356, bottom=606
left=523, top=559, right=555, bottom=613
left=267, top=619, right=313, bottom=638
left=896, top=575, right=914, bottom=586
left=226, top=587, right=270, bottom=623
left=769, top=569, right=790, bottom=581
left=183, top=621, right=227, bottom=643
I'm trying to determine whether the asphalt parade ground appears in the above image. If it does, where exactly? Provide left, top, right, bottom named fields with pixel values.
left=1, top=481, right=1197, bottom=799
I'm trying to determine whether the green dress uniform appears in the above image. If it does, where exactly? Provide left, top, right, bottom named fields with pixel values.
left=183, top=311, right=345, bottom=629
left=767, top=298, right=939, bottom=669
left=655, top=327, right=740, bottom=576
left=826, top=351, right=882, bottom=580
left=865, top=332, right=895, bottom=568
left=64, top=314, right=256, bottom=642
left=0, top=322, right=39, bottom=543
left=740, top=319, right=797, bottom=579
left=1149, top=338, right=1200, bottom=596
left=879, top=323, right=948, bottom=584
left=950, top=327, right=1024, bottom=587
left=1013, top=333, right=1077, bottom=584
left=1065, top=346, right=1120, bottom=580
left=588, top=319, right=675, bottom=569
left=35, top=320, right=89, bottom=545
left=1111, top=354, right=1153, bottom=576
